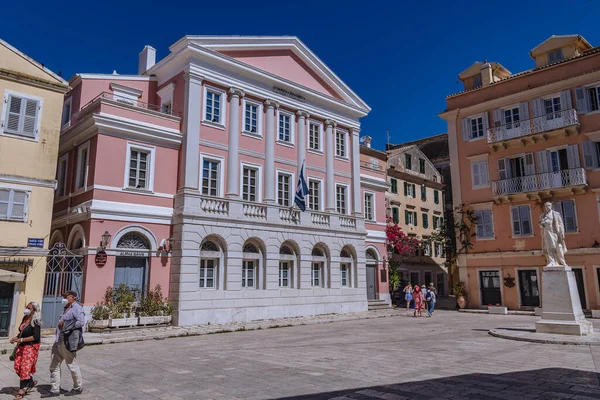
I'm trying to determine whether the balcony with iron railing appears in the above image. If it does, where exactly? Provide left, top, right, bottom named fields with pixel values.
left=492, top=168, right=587, bottom=201
left=191, top=194, right=361, bottom=232
left=486, top=109, right=579, bottom=150
left=64, top=92, right=181, bottom=132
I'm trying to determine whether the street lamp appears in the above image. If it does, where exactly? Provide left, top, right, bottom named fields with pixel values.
left=101, top=231, right=111, bottom=250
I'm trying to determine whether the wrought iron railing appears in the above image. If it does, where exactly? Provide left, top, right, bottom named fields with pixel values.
left=492, top=168, right=586, bottom=196
left=80, top=92, right=176, bottom=116
left=487, top=109, right=579, bottom=144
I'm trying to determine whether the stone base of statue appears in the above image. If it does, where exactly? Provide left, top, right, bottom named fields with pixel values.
left=535, top=266, right=593, bottom=336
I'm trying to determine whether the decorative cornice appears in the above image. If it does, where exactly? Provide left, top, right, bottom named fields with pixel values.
left=0, top=174, right=57, bottom=189
left=183, top=69, right=204, bottom=83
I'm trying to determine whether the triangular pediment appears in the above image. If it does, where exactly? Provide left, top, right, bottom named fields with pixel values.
left=0, top=39, right=67, bottom=86
left=530, top=35, right=592, bottom=58
left=178, top=36, right=369, bottom=112
left=387, top=145, right=441, bottom=180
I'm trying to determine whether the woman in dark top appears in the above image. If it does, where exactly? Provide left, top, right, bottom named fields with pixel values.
left=9, top=302, right=41, bottom=400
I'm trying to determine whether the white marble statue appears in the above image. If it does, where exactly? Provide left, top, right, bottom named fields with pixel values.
left=539, top=201, right=567, bottom=267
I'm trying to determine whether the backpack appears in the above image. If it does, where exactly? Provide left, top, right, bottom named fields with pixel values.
left=425, top=291, right=432, bottom=302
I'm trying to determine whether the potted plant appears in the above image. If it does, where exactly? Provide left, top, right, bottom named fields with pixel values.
left=109, top=284, right=138, bottom=327
left=453, top=281, right=467, bottom=309
left=161, top=300, right=173, bottom=324
left=89, top=303, right=110, bottom=330
left=138, top=285, right=165, bottom=325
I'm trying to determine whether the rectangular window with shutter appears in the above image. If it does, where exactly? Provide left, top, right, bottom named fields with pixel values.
left=75, top=143, right=90, bottom=190
left=510, top=205, right=533, bottom=237
left=589, top=87, right=600, bottom=112
left=419, top=158, right=426, bottom=174
left=422, top=213, right=428, bottom=229
left=392, top=207, right=399, bottom=224
left=56, top=155, right=69, bottom=198
left=390, top=178, right=398, bottom=194
left=433, top=215, right=440, bottom=229
left=421, top=185, right=426, bottom=201
left=582, top=141, right=600, bottom=170
left=405, top=154, right=412, bottom=170
left=470, top=116, right=484, bottom=139
left=504, top=107, right=520, bottom=129
left=364, top=193, right=374, bottom=221
left=474, top=209, right=494, bottom=239
left=547, top=49, right=564, bottom=64
left=471, top=161, right=489, bottom=188
left=544, top=96, right=562, bottom=120
left=434, top=190, right=440, bottom=204
left=2, top=92, right=42, bottom=140
left=553, top=200, right=578, bottom=233
left=0, top=187, right=29, bottom=222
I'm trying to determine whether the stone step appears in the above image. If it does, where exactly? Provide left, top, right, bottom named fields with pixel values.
left=368, top=300, right=389, bottom=305
left=368, top=303, right=391, bottom=311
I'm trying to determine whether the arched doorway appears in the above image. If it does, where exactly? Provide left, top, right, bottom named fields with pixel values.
left=114, top=232, right=151, bottom=296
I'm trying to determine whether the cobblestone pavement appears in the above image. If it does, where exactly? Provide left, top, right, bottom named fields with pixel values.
left=0, top=310, right=599, bottom=399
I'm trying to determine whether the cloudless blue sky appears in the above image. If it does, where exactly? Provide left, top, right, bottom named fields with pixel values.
left=2, top=0, right=599, bottom=150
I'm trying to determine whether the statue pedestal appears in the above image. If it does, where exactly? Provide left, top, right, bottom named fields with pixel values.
left=536, top=266, right=593, bottom=336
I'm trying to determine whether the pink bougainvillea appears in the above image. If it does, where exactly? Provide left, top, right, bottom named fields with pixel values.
left=385, top=217, right=420, bottom=256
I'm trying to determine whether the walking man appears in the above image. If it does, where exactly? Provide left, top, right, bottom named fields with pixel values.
left=45, top=290, right=85, bottom=397
left=426, top=285, right=437, bottom=317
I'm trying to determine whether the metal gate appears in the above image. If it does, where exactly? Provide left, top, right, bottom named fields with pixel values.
left=42, top=243, right=83, bottom=328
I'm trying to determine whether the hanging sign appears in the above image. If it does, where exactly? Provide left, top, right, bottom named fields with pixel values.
left=95, top=250, right=108, bottom=267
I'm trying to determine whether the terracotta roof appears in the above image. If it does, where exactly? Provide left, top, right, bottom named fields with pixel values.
left=445, top=45, right=600, bottom=99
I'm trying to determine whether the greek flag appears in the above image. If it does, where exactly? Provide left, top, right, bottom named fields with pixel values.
left=294, top=161, right=309, bottom=212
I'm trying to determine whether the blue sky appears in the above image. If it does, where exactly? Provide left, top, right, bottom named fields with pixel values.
left=2, top=0, right=599, bottom=150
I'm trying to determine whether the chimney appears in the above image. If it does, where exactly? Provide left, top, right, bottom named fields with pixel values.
left=480, top=61, right=493, bottom=86
left=138, top=45, right=156, bottom=75
left=363, top=136, right=372, bottom=148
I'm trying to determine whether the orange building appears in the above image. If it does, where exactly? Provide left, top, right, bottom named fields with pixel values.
left=440, top=35, right=600, bottom=311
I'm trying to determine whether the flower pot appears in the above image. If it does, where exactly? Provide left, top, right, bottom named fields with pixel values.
left=88, top=319, right=109, bottom=330
left=138, top=316, right=162, bottom=325
left=109, top=317, right=138, bottom=328
left=457, top=296, right=467, bottom=309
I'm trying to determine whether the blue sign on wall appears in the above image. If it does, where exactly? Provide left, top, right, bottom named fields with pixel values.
left=27, top=238, right=45, bottom=248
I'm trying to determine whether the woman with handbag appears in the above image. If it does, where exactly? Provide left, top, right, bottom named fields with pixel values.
left=9, top=302, right=41, bottom=400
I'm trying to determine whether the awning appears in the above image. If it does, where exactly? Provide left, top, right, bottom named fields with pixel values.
left=0, top=269, right=25, bottom=282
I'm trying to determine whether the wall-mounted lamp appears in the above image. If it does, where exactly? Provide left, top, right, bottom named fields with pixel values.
left=101, top=231, right=111, bottom=250
left=159, top=236, right=174, bottom=253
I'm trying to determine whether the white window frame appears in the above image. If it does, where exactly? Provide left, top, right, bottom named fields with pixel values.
left=340, top=263, right=349, bottom=287
left=474, top=209, right=495, bottom=240
left=469, top=114, right=485, bottom=140
left=202, top=86, right=226, bottom=128
left=199, top=258, right=217, bottom=289
left=55, top=153, right=69, bottom=199
left=242, top=260, right=257, bottom=289
left=242, top=98, right=262, bottom=138
left=75, top=141, right=91, bottom=191
left=240, top=162, right=263, bottom=202
left=510, top=205, right=533, bottom=238
left=308, top=176, right=324, bottom=212
left=471, top=160, right=489, bottom=189
left=364, top=191, right=375, bottom=222
left=503, top=106, right=521, bottom=129
left=335, top=183, right=350, bottom=215
left=0, top=185, right=30, bottom=222
left=311, top=262, right=322, bottom=287
left=279, top=261, right=291, bottom=288
left=124, top=143, right=156, bottom=192
left=199, top=153, right=225, bottom=197
left=335, top=129, right=349, bottom=159
left=406, top=209, right=417, bottom=226
left=61, top=97, right=72, bottom=129
left=277, top=109, right=295, bottom=146
left=276, top=169, right=295, bottom=207
left=1, top=90, right=43, bottom=142
left=308, top=120, right=323, bottom=153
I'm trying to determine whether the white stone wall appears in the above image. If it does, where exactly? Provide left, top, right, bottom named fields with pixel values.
left=170, top=213, right=368, bottom=326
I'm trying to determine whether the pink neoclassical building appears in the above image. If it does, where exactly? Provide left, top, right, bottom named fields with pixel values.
left=50, top=36, right=389, bottom=326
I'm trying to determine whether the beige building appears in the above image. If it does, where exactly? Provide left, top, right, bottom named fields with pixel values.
left=387, top=145, right=447, bottom=295
left=440, top=34, right=600, bottom=310
left=0, top=39, right=68, bottom=336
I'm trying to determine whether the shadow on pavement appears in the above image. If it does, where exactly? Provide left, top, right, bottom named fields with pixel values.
left=275, top=368, right=600, bottom=400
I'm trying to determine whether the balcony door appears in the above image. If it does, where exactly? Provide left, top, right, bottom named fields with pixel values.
left=549, top=149, right=569, bottom=188
left=544, top=97, right=563, bottom=131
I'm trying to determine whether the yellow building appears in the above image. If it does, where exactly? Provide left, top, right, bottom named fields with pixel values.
left=0, top=39, right=68, bottom=337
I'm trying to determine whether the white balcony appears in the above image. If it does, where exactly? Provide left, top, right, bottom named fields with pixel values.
left=487, top=109, right=579, bottom=150
left=187, top=194, right=362, bottom=232
left=492, top=168, right=587, bottom=202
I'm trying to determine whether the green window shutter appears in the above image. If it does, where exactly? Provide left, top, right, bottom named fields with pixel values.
left=434, top=190, right=439, bottom=204
left=412, top=184, right=416, bottom=198
left=403, top=182, right=408, bottom=196
left=392, top=208, right=399, bottom=224
left=405, top=210, right=409, bottom=225
left=421, top=186, right=426, bottom=201
left=423, top=214, right=428, bottom=229
left=413, top=211, right=418, bottom=226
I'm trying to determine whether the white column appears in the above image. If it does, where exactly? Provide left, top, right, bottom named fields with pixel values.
left=296, top=110, right=310, bottom=174
left=226, top=88, right=245, bottom=198
left=179, top=71, right=203, bottom=190
left=351, top=128, right=362, bottom=215
left=264, top=99, right=278, bottom=203
left=325, top=119, right=337, bottom=211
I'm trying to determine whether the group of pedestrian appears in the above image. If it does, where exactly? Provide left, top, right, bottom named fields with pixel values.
left=402, top=282, right=437, bottom=317
left=8, top=290, right=85, bottom=399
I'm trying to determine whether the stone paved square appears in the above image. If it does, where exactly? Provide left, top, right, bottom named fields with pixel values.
left=1, top=311, right=599, bottom=399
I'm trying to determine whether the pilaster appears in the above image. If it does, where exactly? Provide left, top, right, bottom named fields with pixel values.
left=179, top=71, right=204, bottom=190
left=264, top=99, right=279, bottom=203
left=350, top=128, right=362, bottom=216
left=226, top=87, right=245, bottom=198
left=296, top=110, right=310, bottom=175
left=324, top=119, right=337, bottom=212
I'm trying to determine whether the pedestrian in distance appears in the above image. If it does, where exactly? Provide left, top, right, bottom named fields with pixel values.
left=412, top=285, right=423, bottom=317
left=44, top=290, right=85, bottom=398
left=425, top=287, right=436, bottom=317
left=403, top=282, right=413, bottom=311
left=9, top=302, right=42, bottom=400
